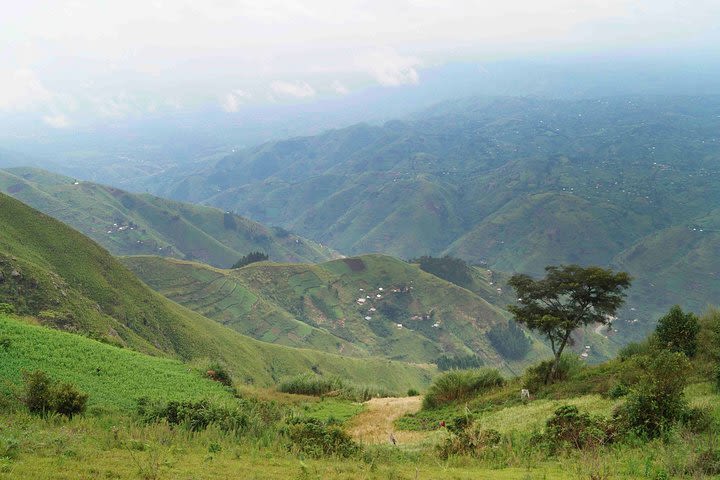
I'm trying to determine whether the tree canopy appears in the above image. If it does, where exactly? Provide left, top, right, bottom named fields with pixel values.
left=508, top=265, right=631, bottom=382
left=231, top=251, right=269, bottom=269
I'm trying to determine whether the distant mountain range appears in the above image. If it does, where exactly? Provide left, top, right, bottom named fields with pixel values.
left=0, top=167, right=336, bottom=268
left=140, top=95, right=720, bottom=331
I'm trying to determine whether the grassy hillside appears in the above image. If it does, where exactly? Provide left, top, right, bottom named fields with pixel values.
left=0, top=314, right=232, bottom=410
left=143, top=96, right=720, bottom=336
left=122, top=254, right=555, bottom=368
left=0, top=192, right=434, bottom=391
left=0, top=167, right=336, bottom=268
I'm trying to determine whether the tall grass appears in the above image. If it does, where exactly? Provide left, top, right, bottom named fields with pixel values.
left=278, top=374, right=393, bottom=402
left=422, top=369, right=505, bottom=409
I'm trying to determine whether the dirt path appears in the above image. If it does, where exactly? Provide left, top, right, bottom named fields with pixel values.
left=347, top=396, right=428, bottom=445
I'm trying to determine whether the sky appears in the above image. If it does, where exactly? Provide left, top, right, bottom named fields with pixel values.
left=1, top=0, right=719, bottom=129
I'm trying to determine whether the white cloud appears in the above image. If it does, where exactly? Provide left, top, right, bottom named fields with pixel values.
left=357, top=50, right=422, bottom=87
left=220, top=89, right=252, bottom=112
left=331, top=81, right=349, bottom=95
left=270, top=80, right=316, bottom=98
left=0, top=69, right=54, bottom=111
left=42, top=113, right=70, bottom=128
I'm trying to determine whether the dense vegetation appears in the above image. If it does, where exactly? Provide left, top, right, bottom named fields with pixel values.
left=412, top=255, right=473, bottom=288
left=144, top=96, right=720, bottom=337
left=231, top=251, right=269, bottom=269
left=122, top=254, right=549, bottom=367
left=0, top=167, right=335, bottom=268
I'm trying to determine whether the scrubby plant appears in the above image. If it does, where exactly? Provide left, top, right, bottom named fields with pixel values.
left=286, top=418, right=360, bottom=458
left=407, top=388, right=419, bottom=397
left=613, top=350, right=690, bottom=439
left=438, top=421, right=501, bottom=459
left=422, top=369, right=504, bottom=409
left=523, top=354, right=583, bottom=393
left=206, top=361, right=233, bottom=387
left=655, top=305, right=700, bottom=357
left=278, top=374, right=390, bottom=402
left=21, top=370, right=87, bottom=418
left=0, top=303, right=14, bottom=315
left=544, top=405, right=611, bottom=451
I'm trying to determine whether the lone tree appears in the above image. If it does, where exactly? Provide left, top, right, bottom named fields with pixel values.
left=508, top=265, right=631, bottom=383
left=655, top=305, right=700, bottom=357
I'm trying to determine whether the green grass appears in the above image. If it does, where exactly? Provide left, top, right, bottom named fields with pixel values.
left=0, top=193, right=435, bottom=391
left=0, top=167, right=337, bottom=269
left=122, top=253, right=550, bottom=370
left=298, top=399, right=364, bottom=423
left=0, top=315, right=232, bottom=410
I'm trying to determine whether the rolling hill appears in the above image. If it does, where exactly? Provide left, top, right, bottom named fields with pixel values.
left=0, top=167, right=336, bottom=268
left=141, top=95, right=720, bottom=333
left=121, top=254, right=561, bottom=368
left=0, top=192, right=433, bottom=391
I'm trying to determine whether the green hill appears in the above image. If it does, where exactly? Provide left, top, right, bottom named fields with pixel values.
left=121, top=254, right=555, bottom=368
left=0, top=192, right=433, bottom=391
left=0, top=167, right=336, bottom=268
left=142, top=95, right=720, bottom=336
left=0, top=314, right=233, bottom=410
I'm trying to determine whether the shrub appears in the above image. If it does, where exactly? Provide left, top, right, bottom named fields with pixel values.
left=286, top=418, right=359, bottom=458
left=608, top=382, right=630, bottom=399
left=422, top=369, right=505, bottom=410
left=278, top=374, right=389, bottom=402
left=613, top=351, right=690, bottom=439
left=21, top=370, right=87, bottom=418
left=679, top=406, right=714, bottom=434
left=618, top=340, right=652, bottom=361
left=0, top=303, right=14, bottom=315
left=407, top=388, right=419, bottom=397
left=206, top=361, right=233, bottom=387
left=655, top=305, right=700, bottom=357
left=544, top=405, right=611, bottom=451
left=688, top=448, right=720, bottom=476
left=438, top=421, right=501, bottom=459
left=523, top=354, right=582, bottom=392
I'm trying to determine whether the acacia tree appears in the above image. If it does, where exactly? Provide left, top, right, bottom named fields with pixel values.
left=508, top=265, right=631, bottom=383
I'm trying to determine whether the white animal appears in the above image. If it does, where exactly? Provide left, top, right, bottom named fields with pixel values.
left=521, top=389, right=531, bottom=402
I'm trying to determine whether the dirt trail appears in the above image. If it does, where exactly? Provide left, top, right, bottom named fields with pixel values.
left=347, top=396, right=428, bottom=445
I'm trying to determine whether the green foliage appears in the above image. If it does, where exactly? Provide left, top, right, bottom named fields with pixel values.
left=286, top=418, right=360, bottom=458
left=423, top=369, right=505, bottom=410
left=0, top=303, right=14, bottom=315
left=655, top=305, right=700, bottom=357
left=412, top=256, right=472, bottom=288
left=278, top=374, right=391, bottom=402
left=508, top=265, right=631, bottom=382
left=523, top=354, right=583, bottom=393
left=206, top=361, right=233, bottom=387
left=437, top=421, right=501, bottom=459
left=407, top=388, right=419, bottom=397
left=231, top=251, right=269, bottom=269
left=486, top=321, right=530, bottom=360
left=21, top=370, right=87, bottom=418
left=614, top=350, right=691, bottom=439
left=435, top=354, right=483, bottom=371
left=544, top=405, right=611, bottom=450
left=137, top=397, right=284, bottom=436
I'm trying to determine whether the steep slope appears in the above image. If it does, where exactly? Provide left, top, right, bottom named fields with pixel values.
left=0, top=167, right=336, bottom=268
left=144, top=95, right=720, bottom=333
left=0, top=193, right=433, bottom=390
left=122, top=254, right=548, bottom=367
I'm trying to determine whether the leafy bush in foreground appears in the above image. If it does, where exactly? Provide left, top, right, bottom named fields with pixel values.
left=422, top=369, right=504, bottom=410
left=544, top=405, right=612, bottom=451
left=21, top=370, right=87, bottom=418
left=286, top=418, right=360, bottom=458
left=655, top=305, right=700, bottom=357
left=523, top=354, right=583, bottom=393
left=438, top=421, right=501, bottom=459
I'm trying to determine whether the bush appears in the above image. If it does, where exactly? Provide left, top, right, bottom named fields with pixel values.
left=278, top=374, right=389, bottom=402
left=206, top=361, right=233, bottom=387
left=21, top=370, right=87, bottom=418
left=679, top=406, right=714, bottom=433
left=137, top=397, right=284, bottom=437
left=286, top=418, right=360, bottom=458
left=523, top=354, right=582, bottom=392
left=438, top=421, right=501, bottom=459
left=544, top=405, right=611, bottom=451
left=655, top=305, right=700, bottom=357
left=613, top=351, right=690, bottom=439
left=608, top=382, right=630, bottom=399
left=0, top=303, right=14, bottom=315
left=687, top=448, right=720, bottom=476
left=618, top=340, right=652, bottom=361
left=422, top=369, right=505, bottom=409
left=407, top=388, right=419, bottom=397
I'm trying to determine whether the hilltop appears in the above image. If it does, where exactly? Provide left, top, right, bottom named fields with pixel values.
left=0, top=167, right=336, bottom=268
left=0, top=192, right=432, bottom=391
left=140, top=95, right=720, bottom=334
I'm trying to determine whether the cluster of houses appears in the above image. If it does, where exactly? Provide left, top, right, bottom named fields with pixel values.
left=354, top=284, right=430, bottom=331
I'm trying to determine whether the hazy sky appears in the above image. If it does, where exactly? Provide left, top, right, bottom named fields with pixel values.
left=2, top=0, right=718, bottom=128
